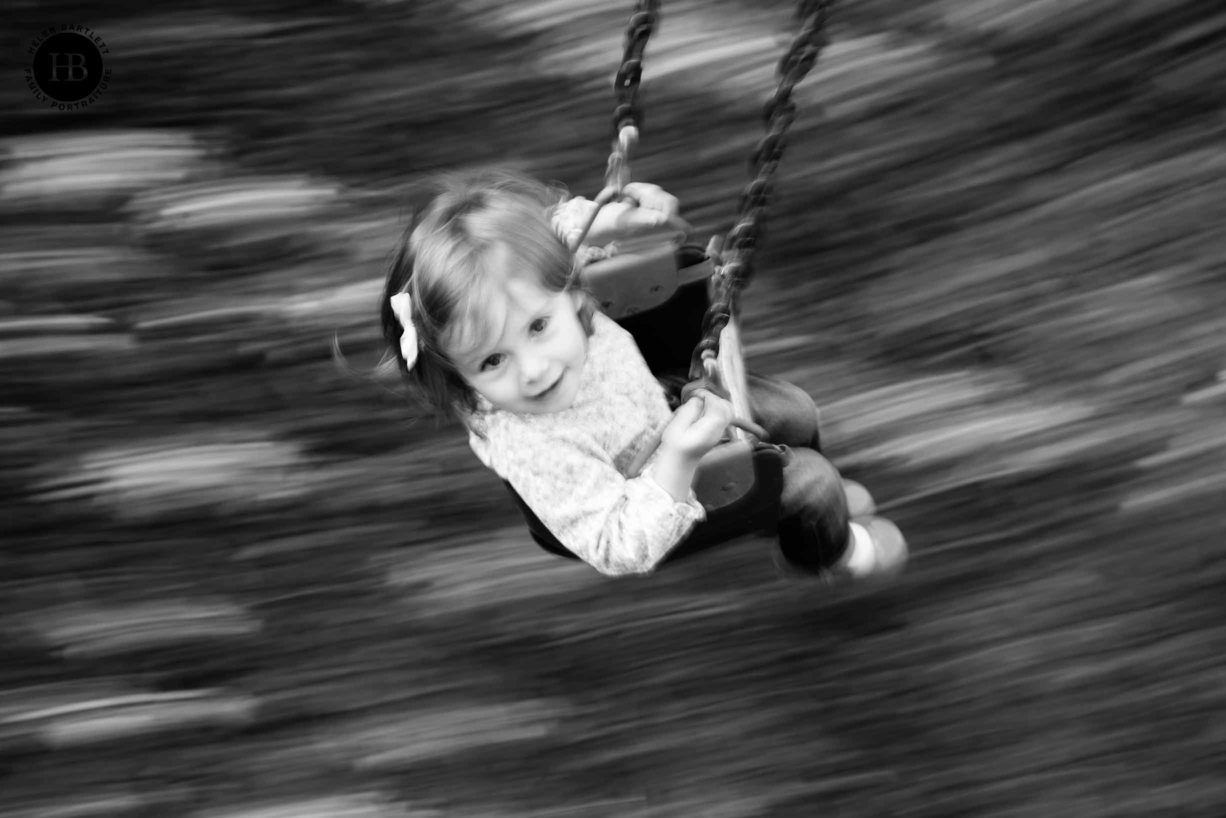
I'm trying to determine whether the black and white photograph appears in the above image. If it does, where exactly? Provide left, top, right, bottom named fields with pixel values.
left=3, top=1, right=1225, bottom=816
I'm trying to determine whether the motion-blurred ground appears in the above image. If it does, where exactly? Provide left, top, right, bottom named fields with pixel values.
left=2, top=1, right=1225, bottom=816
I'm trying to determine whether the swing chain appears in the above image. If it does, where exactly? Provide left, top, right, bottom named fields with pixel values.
left=603, top=0, right=661, bottom=195
left=613, top=0, right=661, bottom=139
left=690, top=0, right=830, bottom=380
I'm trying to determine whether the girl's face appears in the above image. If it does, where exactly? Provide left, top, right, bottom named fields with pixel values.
left=450, top=247, right=588, bottom=415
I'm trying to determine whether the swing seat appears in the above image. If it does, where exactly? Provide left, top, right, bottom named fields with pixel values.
left=580, top=238, right=713, bottom=321
left=504, top=243, right=786, bottom=564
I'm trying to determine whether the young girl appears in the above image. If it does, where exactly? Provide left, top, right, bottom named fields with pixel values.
left=379, top=169, right=907, bottom=580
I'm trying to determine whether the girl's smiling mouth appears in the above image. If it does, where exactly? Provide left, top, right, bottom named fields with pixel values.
left=532, top=374, right=563, bottom=400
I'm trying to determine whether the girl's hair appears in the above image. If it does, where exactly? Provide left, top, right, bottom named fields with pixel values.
left=378, top=169, right=595, bottom=423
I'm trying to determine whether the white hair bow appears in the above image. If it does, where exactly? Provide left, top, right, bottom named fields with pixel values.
left=389, top=292, right=419, bottom=370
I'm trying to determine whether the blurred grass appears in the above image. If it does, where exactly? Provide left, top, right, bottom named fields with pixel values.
left=2, top=1, right=1226, bottom=817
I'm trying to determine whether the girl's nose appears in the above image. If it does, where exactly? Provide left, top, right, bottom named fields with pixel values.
left=520, top=353, right=549, bottom=384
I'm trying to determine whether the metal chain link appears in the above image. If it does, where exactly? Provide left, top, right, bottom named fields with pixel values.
left=689, top=0, right=830, bottom=379
left=613, top=0, right=661, bottom=139
left=602, top=0, right=661, bottom=193
left=568, top=1, right=661, bottom=252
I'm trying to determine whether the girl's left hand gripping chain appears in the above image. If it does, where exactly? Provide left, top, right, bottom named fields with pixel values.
left=651, top=388, right=736, bottom=503
left=576, top=182, right=692, bottom=248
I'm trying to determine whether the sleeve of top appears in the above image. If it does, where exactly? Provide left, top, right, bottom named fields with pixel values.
left=500, top=424, right=706, bottom=577
left=550, top=195, right=595, bottom=248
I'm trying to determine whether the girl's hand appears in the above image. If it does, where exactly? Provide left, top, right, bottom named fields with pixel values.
left=585, top=182, right=691, bottom=247
left=658, top=388, right=736, bottom=463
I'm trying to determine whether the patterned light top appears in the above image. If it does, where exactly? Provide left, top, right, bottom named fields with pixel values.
left=463, top=311, right=706, bottom=576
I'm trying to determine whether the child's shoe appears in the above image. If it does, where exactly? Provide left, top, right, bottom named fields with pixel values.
left=773, top=516, right=908, bottom=588
left=829, top=517, right=908, bottom=583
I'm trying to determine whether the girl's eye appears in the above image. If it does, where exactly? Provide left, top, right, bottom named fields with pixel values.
left=480, top=353, right=504, bottom=371
left=530, top=317, right=549, bottom=333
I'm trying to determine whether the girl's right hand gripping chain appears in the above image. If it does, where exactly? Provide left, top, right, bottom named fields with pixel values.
left=652, top=389, right=736, bottom=503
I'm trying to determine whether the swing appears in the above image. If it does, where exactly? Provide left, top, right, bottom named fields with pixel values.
left=506, top=0, right=830, bottom=563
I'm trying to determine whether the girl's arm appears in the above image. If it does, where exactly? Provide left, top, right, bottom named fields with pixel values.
left=649, top=449, right=700, bottom=504
left=496, top=426, right=705, bottom=577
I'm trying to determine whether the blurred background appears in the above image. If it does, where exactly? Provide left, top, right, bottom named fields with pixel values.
left=2, top=0, right=1225, bottom=816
